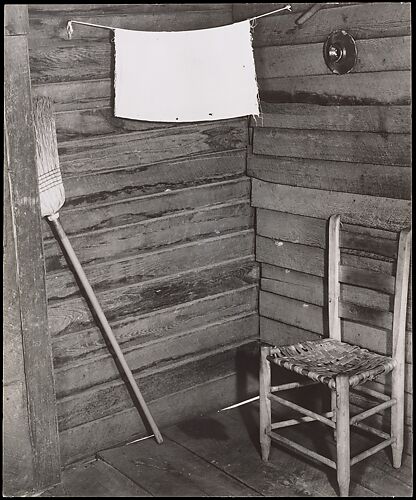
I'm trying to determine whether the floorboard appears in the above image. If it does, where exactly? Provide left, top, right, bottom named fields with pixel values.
left=227, top=402, right=412, bottom=497
left=40, top=459, right=150, bottom=497
left=40, top=402, right=412, bottom=497
left=164, top=410, right=321, bottom=496
left=98, top=436, right=258, bottom=497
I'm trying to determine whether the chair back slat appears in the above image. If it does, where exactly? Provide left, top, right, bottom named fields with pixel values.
left=329, top=214, right=411, bottom=365
left=339, top=265, right=396, bottom=295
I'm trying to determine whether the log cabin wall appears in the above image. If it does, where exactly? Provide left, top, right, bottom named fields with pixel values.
left=28, top=4, right=259, bottom=465
left=233, top=3, right=412, bottom=455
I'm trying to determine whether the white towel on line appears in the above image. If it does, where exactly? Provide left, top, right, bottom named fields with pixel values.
left=114, top=20, right=259, bottom=122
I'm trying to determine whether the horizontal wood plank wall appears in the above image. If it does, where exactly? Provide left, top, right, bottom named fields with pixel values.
left=28, top=4, right=259, bottom=465
left=233, top=3, right=412, bottom=455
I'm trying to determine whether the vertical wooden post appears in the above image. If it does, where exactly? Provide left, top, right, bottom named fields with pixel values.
left=4, top=4, right=61, bottom=494
left=391, top=228, right=411, bottom=468
left=328, top=214, right=341, bottom=341
left=328, top=214, right=341, bottom=437
left=259, top=344, right=272, bottom=460
left=335, top=375, right=350, bottom=497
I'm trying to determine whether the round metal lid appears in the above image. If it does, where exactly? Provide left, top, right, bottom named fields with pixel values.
left=323, top=30, right=357, bottom=75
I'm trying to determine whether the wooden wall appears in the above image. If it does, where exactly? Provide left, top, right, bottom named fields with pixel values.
left=233, top=3, right=412, bottom=454
left=4, top=6, right=61, bottom=495
left=28, top=4, right=259, bottom=465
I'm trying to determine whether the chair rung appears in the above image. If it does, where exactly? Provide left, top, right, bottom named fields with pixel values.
left=268, top=393, right=335, bottom=428
left=270, top=380, right=319, bottom=392
left=350, top=437, right=395, bottom=466
left=271, top=411, right=334, bottom=430
left=269, top=431, right=336, bottom=469
left=352, top=421, right=390, bottom=440
left=352, top=385, right=391, bottom=402
left=350, top=399, right=396, bottom=425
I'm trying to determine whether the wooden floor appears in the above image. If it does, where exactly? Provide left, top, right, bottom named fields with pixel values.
left=42, top=402, right=412, bottom=497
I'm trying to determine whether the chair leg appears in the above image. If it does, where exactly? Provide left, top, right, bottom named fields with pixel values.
left=259, top=344, right=272, bottom=461
left=391, top=362, right=405, bottom=468
left=335, top=375, right=350, bottom=497
left=331, top=390, right=337, bottom=441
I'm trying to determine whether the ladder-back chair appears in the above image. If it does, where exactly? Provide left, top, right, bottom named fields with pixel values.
left=259, top=214, right=411, bottom=497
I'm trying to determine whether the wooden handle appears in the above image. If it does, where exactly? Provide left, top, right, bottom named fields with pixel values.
left=48, top=217, right=163, bottom=444
left=295, top=4, right=322, bottom=25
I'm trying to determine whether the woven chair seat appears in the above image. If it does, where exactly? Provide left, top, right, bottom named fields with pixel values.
left=267, top=338, right=396, bottom=389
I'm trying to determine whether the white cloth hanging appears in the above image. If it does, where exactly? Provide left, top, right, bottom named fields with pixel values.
left=114, top=20, right=259, bottom=122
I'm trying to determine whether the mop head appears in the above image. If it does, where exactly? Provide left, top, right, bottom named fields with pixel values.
left=33, top=96, right=65, bottom=219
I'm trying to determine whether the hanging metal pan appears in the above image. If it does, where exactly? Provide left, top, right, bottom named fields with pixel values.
left=323, top=30, right=357, bottom=75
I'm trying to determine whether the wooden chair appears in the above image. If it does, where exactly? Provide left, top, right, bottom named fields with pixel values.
left=259, top=214, right=411, bottom=497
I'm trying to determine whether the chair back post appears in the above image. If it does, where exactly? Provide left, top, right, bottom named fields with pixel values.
left=328, top=214, right=342, bottom=341
left=392, top=228, right=412, bottom=363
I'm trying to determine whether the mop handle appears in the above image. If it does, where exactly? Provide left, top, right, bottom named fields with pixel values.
left=48, top=216, right=163, bottom=444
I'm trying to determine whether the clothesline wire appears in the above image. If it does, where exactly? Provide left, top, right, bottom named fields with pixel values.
left=66, top=5, right=292, bottom=39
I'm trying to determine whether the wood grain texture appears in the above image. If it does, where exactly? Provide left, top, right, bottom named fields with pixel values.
left=54, top=107, right=178, bottom=141
left=44, top=202, right=253, bottom=278
left=2, top=382, right=35, bottom=496
left=46, top=229, right=254, bottom=300
left=163, top=400, right=373, bottom=497
left=52, top=285, right=258, bottom=369
left=41, top=459, right=151, bottom=497
left=233, top=3, right=410, bottom=46
left=257, top=235, right=325, bottom=276
left=251, top=1, right=412, bottom=453
left=3, top=165, right=25, bottom=386
left=28, top=3, right=233, bottom=81
left=257, top=235, right=397, bottom=278
left=257, top=209, right=398, bottom=258
left=56, top=150, right=246, bottom=208
left=26, top=3, right=256, bottom=467
left=57, top=118, right=248, bottom=176
left=26, top=1, right=258, bottom=467
left=5, top=32, right=61, bottom=491
left=254, top=36, right=410, bottom=79
left=43, top=178, right=251, bottom=236
left=55, top=313, right=258, bottom=398
left=251, top=103, right=411, bottom=134
left=259, top=71, right=411, bottom=105
left=59, top=370, right=259, bottom=466
left=260, top=290, right=325, bottom=335
left=248, top=154, right=411, bottom=200
left=29, top=4, right=231, bottom=15
left=232, top=3, right=316, bottom=19
left=36, top=35, right=411, bottom=84
left=339, top=265, right=395, bottom=295
left=260, top=316, right=321, bottom=346
left=35, top=71, right=412, bottom=112
left=57, top=341, right=258, bottom=431
left=29, top=4, right=233, bottom=47
left=4, top=4, right=29, bottom=35
left=48, top=258, right=258, bottom=338
left=32, top=78, right=112, bottom=111
left=253, top=128, right=411, bottom=167
left=339, top=301, right=393, bottom=330
left=252, top=180, right=411, bottom=232
left=261, top=270, right=392, bottom=312
left=29, top=42, right=111, bottom=84
left=98, top=436, right=257, bottom=497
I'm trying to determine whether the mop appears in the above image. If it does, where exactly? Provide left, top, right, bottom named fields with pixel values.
left=33, top=96, right=163, bottom=444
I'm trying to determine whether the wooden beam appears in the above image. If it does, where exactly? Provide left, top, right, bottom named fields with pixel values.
left=3, top=130, right=35, bottom=496
left=4, top=4, right=61, bottom=493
